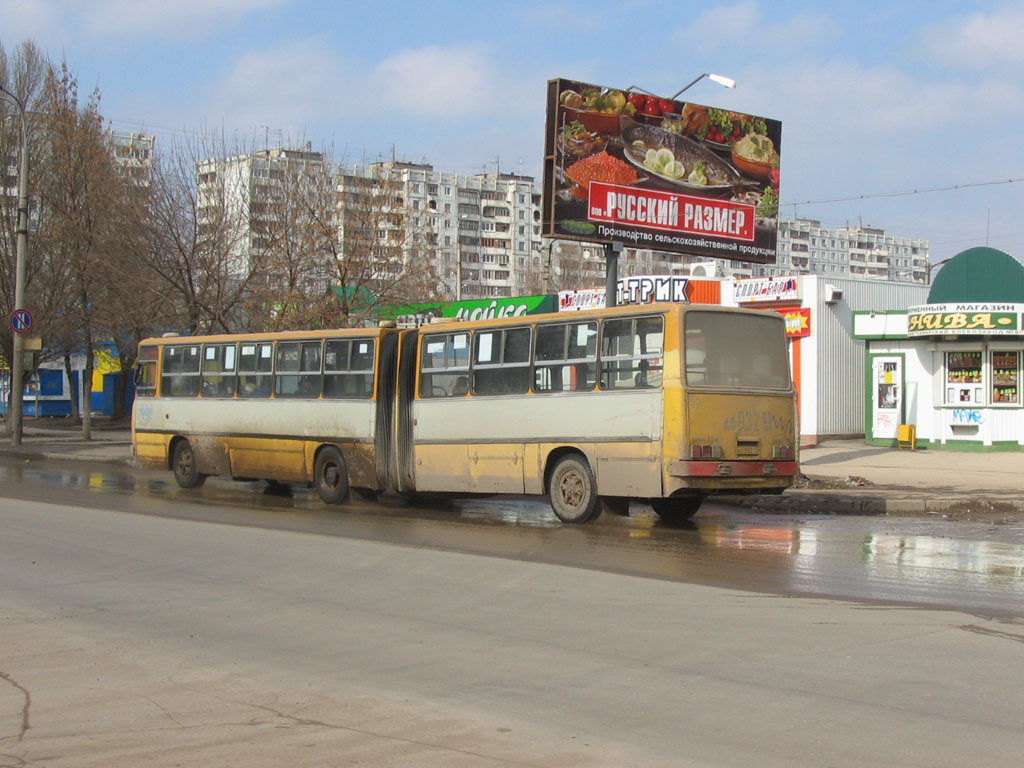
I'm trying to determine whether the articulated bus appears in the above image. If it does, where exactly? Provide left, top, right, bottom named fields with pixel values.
left=132, top=303, right=798, bottom=523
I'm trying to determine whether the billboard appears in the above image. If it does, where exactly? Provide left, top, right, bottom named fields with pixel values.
left=542, top=78, right=781, bottom=264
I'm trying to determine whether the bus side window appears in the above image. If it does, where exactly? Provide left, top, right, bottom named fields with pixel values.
left=238, top=343, right=272, bottom=397
left=201, top=343, right=237, bottom=398
left=533, top=322, right=596, bottom=393
left=472, top=327, right=530, bottom=395
left=599, top=316, right=664, bottom=390
left=270, top=340, right=323, bottom=398
left=324, top=338, right=375, bottom=399
left=419, top=332, right=469, bottom=398
left=136, top=345, right=158, bottom=397
left=161, top=345, right=201, bottom=397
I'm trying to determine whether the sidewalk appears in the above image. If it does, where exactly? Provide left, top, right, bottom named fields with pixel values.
left=1, top=424, right=1021, bottom=519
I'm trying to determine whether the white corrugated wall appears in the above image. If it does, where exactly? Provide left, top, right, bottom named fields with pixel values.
left=807, top=276, right=929, bottom=440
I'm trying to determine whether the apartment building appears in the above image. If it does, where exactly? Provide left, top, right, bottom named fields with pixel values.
left=197, top=146, right=328, bottom=278
left=195, top=147, right=932, bottom=302
left=335, top=161, right=542, bottom=300
left=753, top=218, right=930, bottom=284
left=203, top=151, right=544, bottom=301
left=106, top=130, right=155, bottom=186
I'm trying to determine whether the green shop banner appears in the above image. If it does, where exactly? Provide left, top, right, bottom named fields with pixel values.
left=907, top=303, right=1023, bottom=337
left=381, top=295, right=559, bottom=327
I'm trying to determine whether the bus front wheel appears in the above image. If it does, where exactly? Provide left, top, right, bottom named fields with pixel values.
left=650, top=496, right=703, bottom=524
left=549, top=454, right=600, bottom=524
left=172, top=440, right=206, bottom=489
left=314, top=446, right=349, bottom=505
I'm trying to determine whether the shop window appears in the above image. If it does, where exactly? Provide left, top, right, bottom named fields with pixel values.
left=992, top=351, right=1019, bottom=405
left=945, top=351, right=983, bottom=404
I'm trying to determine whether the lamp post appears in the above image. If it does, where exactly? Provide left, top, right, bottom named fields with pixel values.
left=455, top=214, right=469, bottom=301
left=670, top=72, right=736, bottom=100
left=0, top=84, right=29, bottom=446
left=544, top=239, right=561, bottom=293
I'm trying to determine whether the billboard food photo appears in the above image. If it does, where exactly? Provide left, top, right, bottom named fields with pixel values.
left=542, top=78, right=782, bottom=264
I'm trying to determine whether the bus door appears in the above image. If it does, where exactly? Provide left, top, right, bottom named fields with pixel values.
left=375, top=332, right=399, bottom=491
left=395, top=330, right=419, bottom=491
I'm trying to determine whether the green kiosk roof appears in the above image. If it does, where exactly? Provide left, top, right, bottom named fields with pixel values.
left=928, top=247, right=1024, bottom=303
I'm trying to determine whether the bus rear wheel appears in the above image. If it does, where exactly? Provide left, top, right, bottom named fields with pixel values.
left=549, top=454, right=600, bottom=524
left=314, top=446, right=349, bottom=505
left=650, top=496, right=703, bottom=524
left=172, top=440, right=206, bottom=489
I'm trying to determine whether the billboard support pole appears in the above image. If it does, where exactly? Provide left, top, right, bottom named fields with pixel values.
left=604, top=242, right=622, bottom=308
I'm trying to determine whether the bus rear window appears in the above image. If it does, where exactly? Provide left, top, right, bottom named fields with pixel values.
left=684, top=312, right=790, bottom=390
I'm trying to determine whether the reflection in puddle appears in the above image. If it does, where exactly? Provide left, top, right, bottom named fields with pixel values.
left=863, top=534, right=1024, bottom=580
left=708, top=526, right=813, bottom=555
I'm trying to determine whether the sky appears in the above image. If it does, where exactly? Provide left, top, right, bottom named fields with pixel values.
left=2, top=0, right=1023, bottom=266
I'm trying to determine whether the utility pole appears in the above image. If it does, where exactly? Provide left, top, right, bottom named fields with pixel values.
left=1, top=85, right=29, bottom=446
left=604, top=241, right=622, bottom=308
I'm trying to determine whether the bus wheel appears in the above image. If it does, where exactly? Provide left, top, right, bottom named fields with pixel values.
left=172, top=440, right=206, bottom=489
left=314, top=446, right=349, bottom=505
left=549, top=454, right=600, bottom=524
left=650, top=496, right=703, bottom=524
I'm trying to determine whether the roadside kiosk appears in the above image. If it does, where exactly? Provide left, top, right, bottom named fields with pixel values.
left=854, top=247, right=1024, bottom=450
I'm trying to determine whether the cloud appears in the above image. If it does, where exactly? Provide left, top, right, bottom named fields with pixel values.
left=521, top=3, right=603, bottom=32
left=204, top=38, right=350, bottom=132
left=99, top=0, right=291, bottom=38
left=672, top=1, right=838, bottom=56
left=0, top=0, right=65, bottom=47
left=369, top=44, right=533, bottom=118
left=0, top=0, right=292, bottom=43
left=915, top=3, right=1024, bottom=70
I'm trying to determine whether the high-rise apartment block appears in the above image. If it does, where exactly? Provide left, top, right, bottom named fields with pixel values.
left=106, top=130, right=155, bottom=186
left=755, top=218, right=929, bottom=284
left=195, top=147, right=931, bottom=302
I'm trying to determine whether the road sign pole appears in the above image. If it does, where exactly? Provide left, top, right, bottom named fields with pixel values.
left=2, top=85, right=29, bottom=445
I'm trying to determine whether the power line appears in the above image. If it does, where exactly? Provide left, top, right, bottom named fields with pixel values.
left=785, top=177, right=1024, bottom=208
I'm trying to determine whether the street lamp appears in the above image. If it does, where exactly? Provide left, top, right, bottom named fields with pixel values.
left=544, top=239, right=561, bottom=292
left=454, top=214, right=470, bottom=301
left=670, top=72, right=736, bottom=100
left=0, top=84, right=29, bottom=446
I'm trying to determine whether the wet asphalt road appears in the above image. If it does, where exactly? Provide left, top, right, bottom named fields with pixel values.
left=4, top=455, right=1024, bottom=766
left=2, top=455, right=1022, bottom=617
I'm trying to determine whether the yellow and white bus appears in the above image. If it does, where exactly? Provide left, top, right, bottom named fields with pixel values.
left=132, top=303, right=798, bottom=523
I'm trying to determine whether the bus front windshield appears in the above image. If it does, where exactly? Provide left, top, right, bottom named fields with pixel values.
left=684, top=311, right=791, bottom=390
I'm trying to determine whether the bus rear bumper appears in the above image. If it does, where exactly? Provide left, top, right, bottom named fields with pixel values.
left=667, top=460, right=799, bottom=478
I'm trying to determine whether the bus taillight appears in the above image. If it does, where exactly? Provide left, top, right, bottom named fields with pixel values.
left=690, top=443, right=723, bottom=459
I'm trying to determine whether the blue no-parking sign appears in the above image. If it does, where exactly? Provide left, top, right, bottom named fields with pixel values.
left=10, top=309, right=32, bottom=333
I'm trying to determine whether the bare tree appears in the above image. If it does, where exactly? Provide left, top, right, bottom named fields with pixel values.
left=141, top=131, right=260, bottom=335
left=36, top=59, right=132, bottom=439
left=242, top=147, right=341, bottom=331
left=0, top=40, right=51, bottom=429
left=333, top=162, right=443, bottom=327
